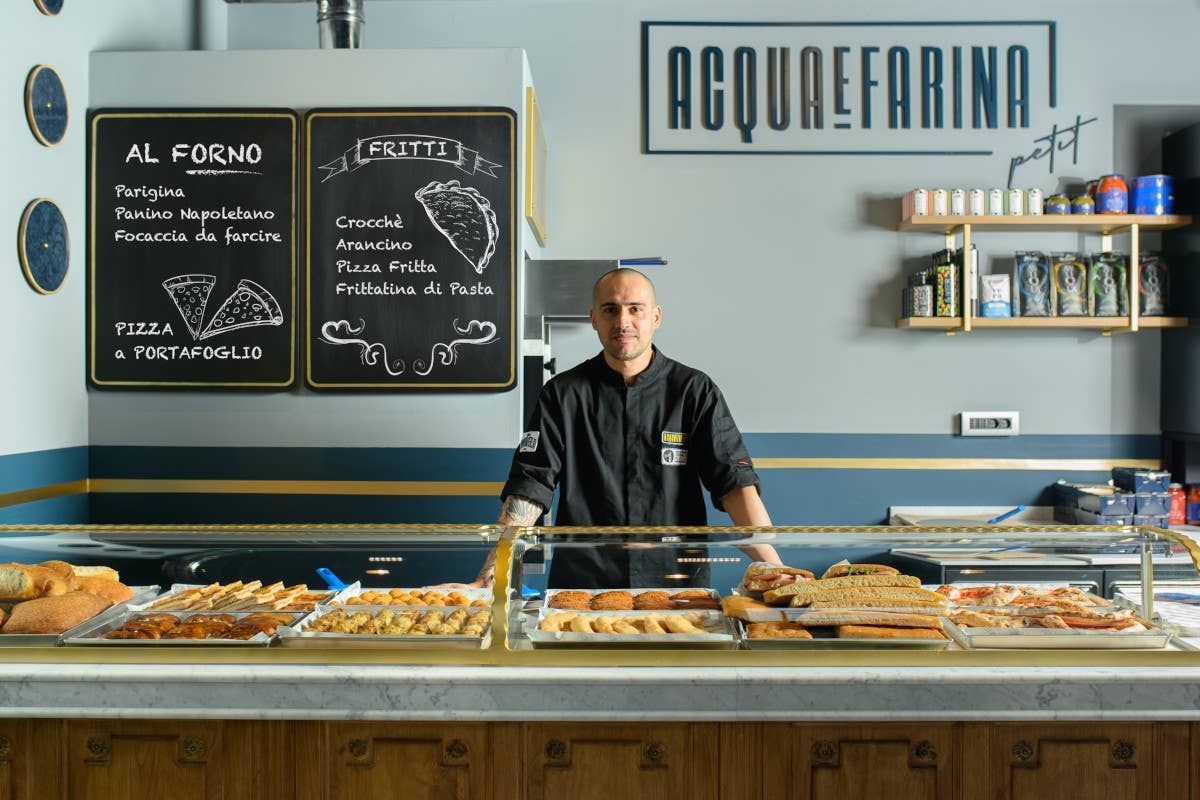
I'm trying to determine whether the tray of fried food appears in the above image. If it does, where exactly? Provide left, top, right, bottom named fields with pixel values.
left=934, top=582, right=1112, bottom=609
left=333, top=587, right=491, bottom=608
left=528, top=609, right=735, bottom=648
left=543, top=588, right=721, bottom=613
left=276, top=605, right=492, bottom=649
left=62, top=610, right=300, bottom=646
left=136, top=581, right=336, bottom=613
left=738, top=609, right=952, bottom=649
left=944, top=606, right=1170, bottom=649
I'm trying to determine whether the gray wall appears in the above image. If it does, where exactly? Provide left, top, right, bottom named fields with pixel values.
left=1, top=0, right=222, bottom=459
left=210, top=0, right=1200, bottom=441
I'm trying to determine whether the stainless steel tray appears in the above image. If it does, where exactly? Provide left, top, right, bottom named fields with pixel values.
left=133, top=582, right=341, bottom=613
left=943, top=618, right=1171, bottom=649
left=735, top=619, right=953, bottom=650
left=333, top=586, right=491, bottom=606
left=527, top=609, right=735, bottom=649
left=543, top=587, right=721, bottom=612
left=62, top=609, right=301, bottom=647
left=276, top=605, right=490, bottom=649
left=0, top=585, right=161, bottom=647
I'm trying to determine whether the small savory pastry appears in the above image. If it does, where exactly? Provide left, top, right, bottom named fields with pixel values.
left=662, top=615, right=704, bottom=634
left=611, top=620, right=640, bottom=635
left=569, top=615, right=596, bottom=634
left=633, top=591, right=673, bottom=611
left=640, top=615, right=667, bottom=635
left=548, top=591, right=591, bottom=610
left=591, top=591, right=634, bottom=611
left=539, top=612, right=576, bottom=632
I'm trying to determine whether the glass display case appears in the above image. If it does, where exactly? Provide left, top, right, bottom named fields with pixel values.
left=0, top=522, right=1195, bottom=664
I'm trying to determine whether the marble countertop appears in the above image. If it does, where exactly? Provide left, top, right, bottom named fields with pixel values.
left=3, top=663, right=1200, bottom=721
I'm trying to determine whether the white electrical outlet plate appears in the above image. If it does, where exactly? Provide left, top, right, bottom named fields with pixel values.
left=960, top=411, right=1019, bottom=437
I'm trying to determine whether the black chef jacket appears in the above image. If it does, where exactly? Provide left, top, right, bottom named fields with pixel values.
left=501, top=347, right=761, bottom=588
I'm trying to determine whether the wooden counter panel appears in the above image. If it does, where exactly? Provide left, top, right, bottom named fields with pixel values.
left=962, top=722, right=1189, bottom=800
left=65, top=720, right=223, bottom=800
left=765, top=723, right=957, bottom=800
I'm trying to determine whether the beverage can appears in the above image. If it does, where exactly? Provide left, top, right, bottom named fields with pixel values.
left=1026, top=188, right=1044, bottom=216
left=950, top=189, right=966, bottom=216
left=1169, top=483, right=1186, bottom=525
left=1187, top=485, right=1200, bottom=525
left=969, top=189, right=986, bottom=216
left=1006, top=188, right=1025, bottom=216
left=911, top=188, right=930, bottom=216
left=932, top=189, right=950, bottom=216
left=987, top=188, right=1005, bottom=215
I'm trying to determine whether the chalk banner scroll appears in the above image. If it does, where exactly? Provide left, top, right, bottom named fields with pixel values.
left=87, top=108, right=298, bottom=389
left=305, top=108, right=516, bottom=391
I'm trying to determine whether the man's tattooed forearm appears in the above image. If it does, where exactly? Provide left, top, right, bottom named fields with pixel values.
left=498, top=494, right=544, bottom=526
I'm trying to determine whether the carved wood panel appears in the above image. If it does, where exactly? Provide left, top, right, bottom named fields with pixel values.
left=765, top=723, right=958, bottom=800
left=525, top=723, right=709, bottom=800
left=319, top=723, right=489, bottom=800
left=65, top=720, right=222, bottom=800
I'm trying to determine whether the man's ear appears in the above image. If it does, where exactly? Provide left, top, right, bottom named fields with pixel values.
left=653, top=305, right=663, bottom=329
left=589, top=308, right=598, bottom=330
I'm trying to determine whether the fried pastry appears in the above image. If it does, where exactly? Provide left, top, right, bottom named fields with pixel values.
left=747, top=622, right=813, bottom=639
left=633, top=591, right=673, bottom=611
left=569, top=616, right=596, bottom=633
left=548, top=591, right=591, bottom=610
left=591, top=590, right=634, bottom=611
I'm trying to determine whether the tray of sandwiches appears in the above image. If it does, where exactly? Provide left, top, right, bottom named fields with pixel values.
left=135, top=581, right=338, bottom=614
left=63, top=610, right=301, bottom=645
left=936, top=583, right=1171, bottom=649
left=0, top=561, right=160, bottom=646
left=725, top=561, right=953, bottom=647
left=332, top=587, right=491, bottom=608
left=527, top=608, right=735, bottom=648
left=276, top=605, right=493, bottom=649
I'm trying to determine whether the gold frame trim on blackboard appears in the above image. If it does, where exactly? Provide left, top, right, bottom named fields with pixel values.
left=18, top=198, right=69, bottom=296
left=303, top=109, right=518, bottom=389
left=524, top=87, right=548, bottom=245
left=33, top=0, right=62, bottom=17
left=87, top=110, right=298, bottom=388
left=24, top=64, right=68, bottom=147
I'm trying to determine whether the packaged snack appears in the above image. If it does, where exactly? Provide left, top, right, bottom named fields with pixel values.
left=979, top=274, right=1011, bottom=318
left=1013, top=251, right=1052, bottom=317
left=1089, top=252, right=1128, bottom=316
left=1138, top=253, right=1169, bottom=316
left=1051, top=252, right=1089, bottom=316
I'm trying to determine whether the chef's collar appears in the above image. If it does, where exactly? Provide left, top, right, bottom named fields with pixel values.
left=592, top=345, right=668, bottom=388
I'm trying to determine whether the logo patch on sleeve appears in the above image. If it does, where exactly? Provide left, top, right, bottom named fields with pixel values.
left=661, top=446, right=688, bottom=466
left=661, top=431, right=688, bottom=445
left=518, top=431, right=540, bottom=453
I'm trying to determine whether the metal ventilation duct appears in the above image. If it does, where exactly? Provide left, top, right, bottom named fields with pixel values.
left=223, top=0, right=364, bottom=49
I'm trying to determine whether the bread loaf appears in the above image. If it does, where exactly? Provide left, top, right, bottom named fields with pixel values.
left=69, top=566, right=120, bottom=582
left=0, top=564, right=75, bottom=599
left=835, top=624, right=947, bottom=640
left=791, top=586, right=947, bottom=609
left=2, top=591, right=111, bottom=634
left=75, top=576, right=133, bottom=605
left=763, top=574, right=920, bottom=605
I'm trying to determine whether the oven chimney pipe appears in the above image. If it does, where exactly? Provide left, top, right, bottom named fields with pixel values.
left=317, top=0, right=363, bottom=49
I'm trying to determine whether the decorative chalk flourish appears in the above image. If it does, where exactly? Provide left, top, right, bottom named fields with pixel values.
left=319, top=318, right=498, bottom=377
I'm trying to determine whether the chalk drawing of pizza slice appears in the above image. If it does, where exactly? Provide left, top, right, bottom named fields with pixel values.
left=162, top=274, right=216, bottom=341
left=198, top=278, right=284, bottom=340
left=414, top=179, right=499, bottom=274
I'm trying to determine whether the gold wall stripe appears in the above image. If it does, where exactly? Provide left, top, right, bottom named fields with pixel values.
left=0, top=480, right=89, bottom=509
left=751, top=458, right=1161, bottom=471
left=86, top=479, right=505, bottom=496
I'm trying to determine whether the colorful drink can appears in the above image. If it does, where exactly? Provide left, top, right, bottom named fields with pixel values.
left=987, top=188, right=1005, bottom=215
left=1046, top=194, right=1071, bottom=214
left=1006, top=188, right=1025, bottom=216
left=1026, top=188, right=1044, bottom=216
left=1072, top=195, right=1095, bottom=215
left=969, top=189, right=986, bottom=216
left=1132, top=174, right=1174, bottom=215
left=932, top=189, right=950, bottom=215
left=1096, top=174, right=1128, bottom=214
left=950, top=189, right=966, bottom=216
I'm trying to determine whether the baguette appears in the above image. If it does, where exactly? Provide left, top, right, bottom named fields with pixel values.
left=793, top=610, right=944, bottom=629
left=2, top=591, right=111, bottom=634
left=791, top=586, right=946, bottom=608
left=0, top=564, right=75, bottom=599
left=75, top=576, right=133, bottom=605
left=821, top=563, right=899, bottom=579
left=69, top=566, right=120, bottom=582
left=836, top=624, right=947, bottom=640
left=763, top=574, right=920, bottom=605
left=720, top=595, right=771, bottom=620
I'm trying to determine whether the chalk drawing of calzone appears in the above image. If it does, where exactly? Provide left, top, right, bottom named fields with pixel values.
left=414, top=179, right=499, bottom=274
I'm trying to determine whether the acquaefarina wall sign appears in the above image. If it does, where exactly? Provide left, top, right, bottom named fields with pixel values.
left=642, top=21, right=1058, bottom=157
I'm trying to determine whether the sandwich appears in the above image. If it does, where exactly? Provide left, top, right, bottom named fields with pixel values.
left=740, top=565, right=814, bottom=594
left=836, top=624, right=947, bottom=640
left=762, top=573, right=920, bottom=606
left=791, top=610, right=944, bottom=630
left=821, top=563, right=899, bottom=579
left=792, top=586, right=946, bottom=609
left=720, top=595, right=772, bottom=620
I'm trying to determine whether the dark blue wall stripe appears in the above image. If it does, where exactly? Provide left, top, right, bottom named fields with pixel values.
left=90, top=446, right=513, bottom=482
left=89, top=494, right=499, bottom=525
left=0, top=447, right=87, bottom=494
left=740, top=434, right=1160, bottom=460
left=0, top=494, right=88, bottom=525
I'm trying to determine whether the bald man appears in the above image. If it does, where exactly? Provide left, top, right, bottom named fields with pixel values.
left=478, top=268, right=777, bottom=588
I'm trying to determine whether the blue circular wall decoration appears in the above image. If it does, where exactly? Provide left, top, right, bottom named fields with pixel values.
left=34, top=0, right=64, bottom=16
left=19, top=199, right=69, bottom=295
left=25, top=65, right=68, bottom=146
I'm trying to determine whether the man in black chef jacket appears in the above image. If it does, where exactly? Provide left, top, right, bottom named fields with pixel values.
left=472, top=267, right=779, bottom=588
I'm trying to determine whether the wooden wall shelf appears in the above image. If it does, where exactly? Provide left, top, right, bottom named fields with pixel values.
left=897, top=214, right=1193, bottom=233
left=896, top=316, right=1189, bottom=332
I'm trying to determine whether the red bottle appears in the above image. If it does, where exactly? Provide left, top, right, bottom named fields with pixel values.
left=1169, top=483, right=1185, bottom=525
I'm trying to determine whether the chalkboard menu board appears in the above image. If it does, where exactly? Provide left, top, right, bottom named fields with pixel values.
left=305, top=108, right=516, bottom=390
left=88, top=109, right=298, bottom=389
